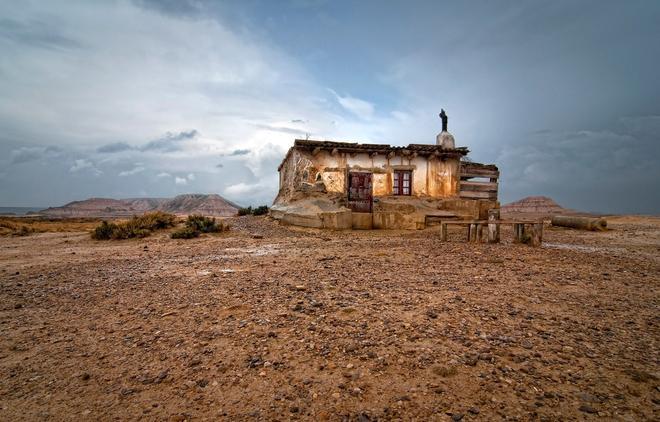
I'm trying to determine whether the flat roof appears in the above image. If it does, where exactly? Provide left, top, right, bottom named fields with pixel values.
left=278, top=138, right=471, bottom=170
left=293, top=139, right=469, bottom=155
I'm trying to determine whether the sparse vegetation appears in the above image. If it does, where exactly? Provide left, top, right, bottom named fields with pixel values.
left=252, top=205, right=269, bottom=216
left=170, top=214, right=230, bottom=239
left=91, top=212, right=177, bottom=240
left=0, top=220, right=33, bottom=237
left=238, top=205, right=269, bottom=216
left=0, top=217, right=100, bottom=237
left=170, top=226, right=200, bottom=239
left=185, top=215, right=227, bottom=233
left=91, top=221, right=117, bottom=240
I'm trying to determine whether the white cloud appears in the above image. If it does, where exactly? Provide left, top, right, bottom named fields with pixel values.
left=329, top=89, right=375, bottom=120
left=0, top=1, right=424, bottom=207
left=69, top=159, right=101, bottom=175
left=118, top=166, right=145, bottom=176
left=224, top=182, right=269, bottom=196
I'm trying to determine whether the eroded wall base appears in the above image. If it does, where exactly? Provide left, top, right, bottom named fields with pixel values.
left=271, top=195, right=498, bottom=230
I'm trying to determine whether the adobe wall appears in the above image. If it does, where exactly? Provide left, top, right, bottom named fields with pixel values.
left=275, top=148, right=461, bottom=203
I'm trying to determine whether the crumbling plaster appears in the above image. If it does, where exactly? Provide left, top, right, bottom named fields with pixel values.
left=275, top=148, right=460, bottom=204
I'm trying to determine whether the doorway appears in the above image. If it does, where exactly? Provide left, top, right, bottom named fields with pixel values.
left=347, top=172, right=373, bottom=213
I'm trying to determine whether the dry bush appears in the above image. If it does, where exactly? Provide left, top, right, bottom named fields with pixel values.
left=252, top=205, right=269, bottom=216
left=0, top=220, right=33, bottom=236
left=170, top=215, right=230, bottom=239
left=238, top=205, right=269, bottom=216
left=91, top=212, right=177, bottom=240
left=185, top=215, right=230, bottom=233
left=170, top=226, right=200, bottom=239
left=0, top=217, right=100, bottom=236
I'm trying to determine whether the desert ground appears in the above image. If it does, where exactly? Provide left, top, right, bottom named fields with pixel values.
left=0, top=216, right=658, bottom=421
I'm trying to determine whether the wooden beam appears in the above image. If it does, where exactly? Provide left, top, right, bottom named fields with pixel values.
left=312, top=147, right=321, bottom=156
left=459, top=191, right=497, bottom=200
left=460, top=171, right=499, bottom=179
left=331, top=148, right=339, bottom=156
left=387, top=151, right=395, bottom=159
left=460, top=181, right=498, bottom=192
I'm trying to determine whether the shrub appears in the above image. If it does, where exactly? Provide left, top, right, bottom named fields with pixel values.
left=91, top=211, right=177, bottom=240
left=237, top=205, right=269, bottom=216
left=170, top=226, right=200, bottom=239
left=252, top=205, right=269, bottom=216
left=91, top=220, right=117, bottom=240
left=186, top=215, right=222, bottom=233
left=132, top=211, right=177, bottom=230
left=170, top=215, right=230, bottom=240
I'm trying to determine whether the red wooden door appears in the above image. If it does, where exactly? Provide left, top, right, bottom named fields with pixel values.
left=348, top=172, right=372, bottom=212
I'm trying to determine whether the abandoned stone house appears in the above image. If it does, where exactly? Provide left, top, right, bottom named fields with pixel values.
left=271, top=115, right=499, bottom=229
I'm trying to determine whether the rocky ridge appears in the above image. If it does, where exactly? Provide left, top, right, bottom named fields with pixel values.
left=36, top=194, right=239, bottom=218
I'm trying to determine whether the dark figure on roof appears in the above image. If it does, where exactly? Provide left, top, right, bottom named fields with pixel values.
left=439, top=109, right=448, bottom=132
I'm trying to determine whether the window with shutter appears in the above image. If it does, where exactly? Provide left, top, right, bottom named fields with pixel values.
left=393, top=170, right=412, bottom=195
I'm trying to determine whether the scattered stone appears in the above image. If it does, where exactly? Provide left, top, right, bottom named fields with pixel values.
left=155, top=370, right=168, bottom=383
left=579, top=404, right=598, bottom=414
left=247, top=356, right=263, bottom=368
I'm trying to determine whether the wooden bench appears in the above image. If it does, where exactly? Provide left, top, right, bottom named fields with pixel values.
left=440, top=218, right=544, bottom=246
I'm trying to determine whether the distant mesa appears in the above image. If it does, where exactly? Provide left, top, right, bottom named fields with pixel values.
left=36, top=194, right=239, bottom=218
left=501, top=196, right=588, bottom=218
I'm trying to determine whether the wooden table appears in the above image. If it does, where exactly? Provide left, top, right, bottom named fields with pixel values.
left=439, top=219, right=544, bottom=246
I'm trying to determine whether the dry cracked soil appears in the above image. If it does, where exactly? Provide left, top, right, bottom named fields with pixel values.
left=0, top=215, right=659, bottom=421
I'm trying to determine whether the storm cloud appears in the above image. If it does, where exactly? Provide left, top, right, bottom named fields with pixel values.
left=0, top=0, right=658, bottom=213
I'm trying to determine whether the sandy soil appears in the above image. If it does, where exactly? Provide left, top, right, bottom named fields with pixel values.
left=1, top=216, right=658, bottom=421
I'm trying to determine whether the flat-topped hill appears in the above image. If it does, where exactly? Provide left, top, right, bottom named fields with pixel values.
left=36, top=194, right=238, bottom=218
left=501, top=196, right=593, bottom=218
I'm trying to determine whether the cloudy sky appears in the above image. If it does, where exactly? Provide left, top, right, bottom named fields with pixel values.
left=1, top=0, right=658, bottom=213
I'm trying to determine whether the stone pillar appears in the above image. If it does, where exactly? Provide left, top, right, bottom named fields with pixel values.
left=513, top=223, right=522, bottom=243
left=530, top=223, right=543, bottom=247
left=488, top=209, right=500, bottom=243
left=469, top=223, right=478, bottom=242
left=440, top=223, right=448, bottom=241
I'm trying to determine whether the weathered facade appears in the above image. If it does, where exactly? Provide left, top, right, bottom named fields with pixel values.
left=271, top=127, right=499, bottom=229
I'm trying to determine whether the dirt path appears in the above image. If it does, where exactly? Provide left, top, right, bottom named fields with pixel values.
left=1, top=216, right=658, bottom=421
